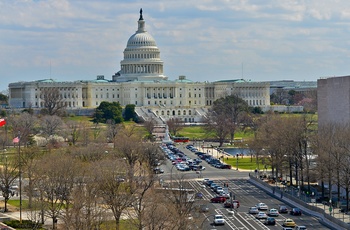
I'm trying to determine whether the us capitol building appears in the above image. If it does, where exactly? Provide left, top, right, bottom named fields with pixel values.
left=8, top=9, right=270, bottom=123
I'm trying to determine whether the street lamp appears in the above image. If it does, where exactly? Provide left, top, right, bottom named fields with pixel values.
left=236, top=154, right=239, bottom=170
left=17, top=131, right=22, bottom=224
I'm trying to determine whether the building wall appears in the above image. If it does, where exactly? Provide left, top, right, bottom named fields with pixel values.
left=318, top=76, right=350, bottom=125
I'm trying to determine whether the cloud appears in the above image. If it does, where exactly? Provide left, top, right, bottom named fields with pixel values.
left=1, top=0, right=350, bottom=91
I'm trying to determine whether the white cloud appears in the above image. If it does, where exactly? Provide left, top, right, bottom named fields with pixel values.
left=1, top=0, right=350, bottom=90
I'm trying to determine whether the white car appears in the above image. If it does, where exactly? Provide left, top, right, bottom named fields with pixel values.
left=256, top=202, right=268, bottom=210
left=216, top=186, right=224, bottom=194
left=256, top=211, right=268, bottom=219
left=249, top=206, right=259, bottom=214
left=213, top=214, right=225, bottom=225
left=268, top=208, right=279, bottom=216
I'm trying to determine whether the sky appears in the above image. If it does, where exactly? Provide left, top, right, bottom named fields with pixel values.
left=1, top=0, right=350, bottom=92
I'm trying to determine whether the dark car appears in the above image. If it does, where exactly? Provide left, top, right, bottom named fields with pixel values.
left=210, top=196, right=227, bottom=203
left=223, top=200, right=240, bottom=208
left=264, top=217, right=276, bottom=225
left=290, top=207, right=302, bottom=216
left=279, top=205, right=288, bottom=213
left=220, top=164, right=232, bottom=169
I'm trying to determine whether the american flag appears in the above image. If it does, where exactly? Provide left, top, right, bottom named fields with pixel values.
left=12, top=137, right=20, bottom=144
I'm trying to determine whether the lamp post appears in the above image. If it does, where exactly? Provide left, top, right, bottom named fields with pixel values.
left=18, top=131, right=22, bottom=224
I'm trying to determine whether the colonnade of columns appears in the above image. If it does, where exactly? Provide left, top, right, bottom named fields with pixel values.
left=122, top=64, right=163, bottom=74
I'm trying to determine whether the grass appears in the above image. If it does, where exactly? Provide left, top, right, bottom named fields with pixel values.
left=224, top=156, right=271, bottom=171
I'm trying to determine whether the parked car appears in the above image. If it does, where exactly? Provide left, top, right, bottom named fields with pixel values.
left=268, top=208, right=279, bottom=217
left=210, top=196, right=227, bottom=203
left=256, top=202, right=268, bottom=210
left=290, top=207, right=302, bottom=216
left=279, top=205, right=288, bottom=213
left=213, top=214, right=225, bottom=226
left=264, top=217, right=276, bottom=225
left=283, top=218, right=296, bottom=227
left=256, top=211, right=268, bottom=219
left=220, top=164, right=232, bottom=169
left=249, top=206, right=259, bottom=214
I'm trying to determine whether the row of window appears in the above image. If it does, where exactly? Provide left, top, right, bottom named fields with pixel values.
left=125, top=53, right=159, bottom=59
left=155, top=109, right=194, bottom=116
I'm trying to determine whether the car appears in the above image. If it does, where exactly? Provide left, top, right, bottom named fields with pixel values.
left=220, top=164, right=232, bottom=169
left=202, top=178, right=209, bottom=184
left=249, top=206, right=259, bottom=214
left=198, top=204, right=209, bottom=213
left=220, top=192, right=230, bottom=198
left=256, top=211, right=268, bottom=219
left=282, top=228, right=294, bottom=230
left=283, top=218, right=296, bottom=227
left=296, top=226, right=307, bottom=230
left=264, top=217, right=276, bottom=225
left=279, top=205, right=288, bottom=213
left=256, top=202, right=268, bottom=210
left=195, top=192, right=203, bottom=199
left=210, top=196, right=227, bottom=203
left=290, top=207, right=302, bottom=216
left=223, top=200, right=240, bottom=208
left=213, top=214, right=225, bottom=226
left=215, top=186, right=223, bottom=194
left=268, top=208, right=279, bottom=217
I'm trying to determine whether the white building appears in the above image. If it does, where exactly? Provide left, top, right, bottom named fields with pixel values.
left=8, top=9, right=270, bottom=123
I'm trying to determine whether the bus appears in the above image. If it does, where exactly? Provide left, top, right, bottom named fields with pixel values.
left=172, top=137, right=190, bottom=143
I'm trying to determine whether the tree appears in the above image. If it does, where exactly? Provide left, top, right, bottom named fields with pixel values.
left=205, top=94, right=250, bottom=146
left=40, top=87, right=66, bottom=116
left=124, top=104, right=138, bottom=122
left=92, top=158, right=133, bottom=230
left=34, top=152, right=79, bottom=229
left=166, top=118, right=184, bottom=136
left=40, top=115, right=63, bottom=138
left=0, top=155, right=19, bottom=212
left=8, top=112, right=38, bottom=146
left=64, top=120, right=81, bottom=145
left=93, top=101, right=123, bottom=124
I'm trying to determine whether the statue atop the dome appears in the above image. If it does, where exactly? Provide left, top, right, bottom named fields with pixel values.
left=139, top=8, right=143, bottom=20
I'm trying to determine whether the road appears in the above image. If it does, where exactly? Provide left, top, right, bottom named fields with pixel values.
left=159, top=143, right=331, bottom=230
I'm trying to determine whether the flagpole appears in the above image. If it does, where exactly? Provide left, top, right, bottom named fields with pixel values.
left=18, top=131, right=22, bottom=224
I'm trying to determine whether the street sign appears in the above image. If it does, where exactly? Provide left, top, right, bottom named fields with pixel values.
left=311, top=199, right=316, bottom=203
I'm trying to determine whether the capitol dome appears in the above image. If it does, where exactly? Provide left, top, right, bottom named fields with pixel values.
left=113, top=9, right=167, bottom=82
left=127, top=31, right=157, bottom=47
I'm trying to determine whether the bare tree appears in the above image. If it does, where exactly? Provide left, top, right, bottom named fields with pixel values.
left=0, top=155, right=19, bottom=212
left=143, top=117, right=157, bottom=134
left=62, top=166, right=106, bottom=230
left=40, top=115, right=63, bottom=138
left=34, top=152, right=78, bottom=229
left=40, top=87, right=66, bottom=116
left=204, top=111, right=230, bottom=147
left=8, top=112, right=37, bottom=146
left=65, top=120, right=81, bottom=145
left=92, top=158, right=134, bottom=230
left=166, top=118, right=184, bottom=136
left=106, top=119, right=122, bottom=148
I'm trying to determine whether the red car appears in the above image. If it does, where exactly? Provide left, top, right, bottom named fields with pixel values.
left=210, top=196, right=227, bottom=203
left=223, top=200, right=240, bottom=208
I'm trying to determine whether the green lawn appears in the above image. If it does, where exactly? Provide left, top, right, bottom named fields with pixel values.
left=224, top=156, right=271, bottom=171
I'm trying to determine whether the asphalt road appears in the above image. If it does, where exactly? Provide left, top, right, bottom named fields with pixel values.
left=159, top=143, right=331, bottom=230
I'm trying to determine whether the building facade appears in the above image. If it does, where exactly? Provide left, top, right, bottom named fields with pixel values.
left=318, top=75, right=350, bottom=125
left=8, top=10, right=270, bottom=123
